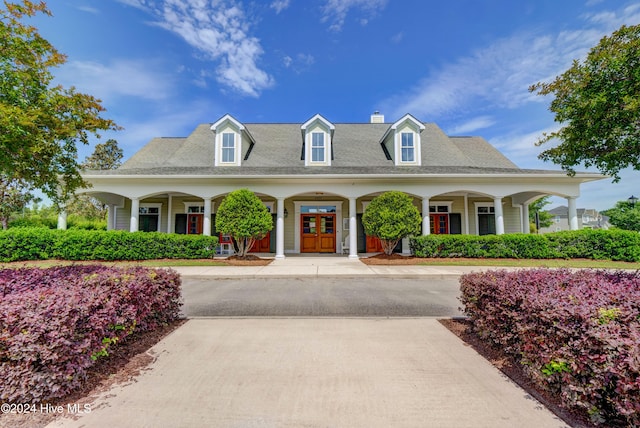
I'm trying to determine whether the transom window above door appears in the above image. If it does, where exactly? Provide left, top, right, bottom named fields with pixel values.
left=301, top=205, right=336, bottom=213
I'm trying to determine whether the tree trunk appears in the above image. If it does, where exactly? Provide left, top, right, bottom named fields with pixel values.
left=1, top=216, right=7, bottom=230
left=381, top=238, right=400, bottom=255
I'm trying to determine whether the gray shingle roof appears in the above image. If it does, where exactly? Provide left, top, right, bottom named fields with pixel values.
left=114, top=121, right=531, bottom=175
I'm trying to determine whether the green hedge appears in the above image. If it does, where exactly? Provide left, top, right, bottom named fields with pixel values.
left=410, top=229, right=640, bottom=262
left=0, top=228, right=219, bottom=262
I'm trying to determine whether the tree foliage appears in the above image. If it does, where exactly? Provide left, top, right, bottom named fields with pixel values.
left=528, top=196, right=554, bottom=231
left=601, top=200, right=640, bottom=231
left=67, top=139, right=124, bottom=219
left=81, top=139, right=123, bottom=171
left=0, top=1, right=119, bottom=205
left=0, top=173, right=34, bottom=229
left=529, top=24, right=640, bottom=181
left=362, top=191, right=421, bottom=255
left=215, top=189, right=273, bottom=257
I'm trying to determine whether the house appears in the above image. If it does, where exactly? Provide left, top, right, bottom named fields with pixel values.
left=76, top=112, right=605, bottom=258
left=539, top=206, right=610, bottom=233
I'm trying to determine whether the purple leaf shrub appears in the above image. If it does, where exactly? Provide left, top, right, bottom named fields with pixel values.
left=0, top=265, right=182, bottom=403
left=460, top=269, right=640, bottom=426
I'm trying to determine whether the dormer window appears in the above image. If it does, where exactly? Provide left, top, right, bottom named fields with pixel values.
left=221, top=133, right=236, bottom=163
left=380, top=114, right=425, bottom=166
left=211, top=114, right=255, bottom=167
left=311, top=132, right=325, bottom=162
left=301, top=114, right=334, bottom=166
left=401, top=132, right=414, bottom=162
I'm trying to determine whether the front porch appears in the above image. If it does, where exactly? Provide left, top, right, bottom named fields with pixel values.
left=66, top=184, right=585, bottom=259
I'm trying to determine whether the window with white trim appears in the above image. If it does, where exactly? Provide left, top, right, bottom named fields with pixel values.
left=401, top=132, right=415, bottom=162
left=311, top=132, right=325, bottom=162
left=221, top=133, right=235, bottom=163
left=476, top=203, right=496, bottom=235
left=139, top=203, right=161, bottom=232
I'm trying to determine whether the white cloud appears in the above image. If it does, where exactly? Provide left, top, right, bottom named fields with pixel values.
left=282, top=53, right=315, bottom=73
left=447, top=116, right=496, bottom=135
left=321, top=0, right=388, bottom=31
left=270, top=0, right=290, bottom=14
left=57, top=59, right=174, bottom=102
left=385, top=3, right=640, bottom=121
left=116, top=0, right=274, bottom=97
left=489, top=125, right=561, bottom=169
left=77, top=5, right=100, bottom=14
left=391, top=32, right=403, bottom=43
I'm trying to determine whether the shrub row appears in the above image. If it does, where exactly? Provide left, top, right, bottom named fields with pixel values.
left=410, top=229, right=640, bottom=262
left=459, top=269, right=640, bottom=426
left=0, top=265, right=182, bottom=403
left=0, top=228, right=219, bottom=262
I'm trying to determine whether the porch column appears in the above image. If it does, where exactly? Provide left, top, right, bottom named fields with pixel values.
left=349, top=197, right=358, bottom=259
left=493, top=197, right=505, bottom=235
left=567, top=196, right=579, bottom=230
left=522, top=203, right=530, bottom=234
left=203, top=197, right=212, bottom=236
left=107, top=204, right=115, bottom=230
left=422, top=198, right=430, bottom=235
left=464, top=194, right=469, bottom=234
left=275, top=198, right=285, bottom=259
left=130, top=197, right=139, bottom=232
left=167, top=195, right=173, bottom=233
left=57, top=209, right=67, bottom=230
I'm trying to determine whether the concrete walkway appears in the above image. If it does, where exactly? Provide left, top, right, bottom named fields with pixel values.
left=46, top=257, right=567, bottom=428
left=171, top=255, right=516, bottom=278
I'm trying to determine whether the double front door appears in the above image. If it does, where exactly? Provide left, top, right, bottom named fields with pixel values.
left=301, top=214, right=336, bottom=252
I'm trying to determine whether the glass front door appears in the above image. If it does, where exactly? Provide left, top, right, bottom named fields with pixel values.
left=301, top=214, right=336, bottom=252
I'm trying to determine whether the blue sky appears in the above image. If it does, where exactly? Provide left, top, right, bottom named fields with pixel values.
left=31, top=0, right=640, bottom=211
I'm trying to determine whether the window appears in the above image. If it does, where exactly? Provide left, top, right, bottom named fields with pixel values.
left=476, top=205, right=496, bottom=235
left=311, top=132, right=325, bottom=162
left=138, top=204, right=161, bottom=232
left=186, top=205, right=205, bottom=213
left=401, top=132, right=414, bottom=162
left=221, top=133, right=235, bottom=163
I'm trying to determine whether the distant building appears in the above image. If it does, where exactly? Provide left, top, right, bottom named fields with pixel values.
left=539, top=206, right=610, bottom=233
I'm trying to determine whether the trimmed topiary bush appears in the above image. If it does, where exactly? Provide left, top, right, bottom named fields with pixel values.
left=215, top=189, right=273, bottom=257
left=362, top=191, right=421, bottom=255
left=0, top=265, right=182, bottom=403
left=460, top=269, right=640, bottom=426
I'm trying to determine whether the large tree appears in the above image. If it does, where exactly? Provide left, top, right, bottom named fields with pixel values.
left=81, top=139, right=123, bottom=171
left=0, top=1, right=119, bottom=206
left=67, top=139, right=124, bottom=219
left=529, top=24, right=640, bottom=182
left=362, top=191, right=421, bottom=255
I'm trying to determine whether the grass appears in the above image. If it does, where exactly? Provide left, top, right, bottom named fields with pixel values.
left=417, top=258, right=640, bottom=269
left=0, top=259, right=228, bottom=269
left=1, top=257, right=639, bottom=270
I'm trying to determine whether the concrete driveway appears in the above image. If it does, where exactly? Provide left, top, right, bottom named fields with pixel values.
left=181, top=277, right=464, bottom=317
left=48, top=318, right=567, bottom=428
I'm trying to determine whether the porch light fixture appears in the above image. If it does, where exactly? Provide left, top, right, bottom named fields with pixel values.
left=284, top=208, right=288, bottom=218
left=629, top=195, right=638, bottom=206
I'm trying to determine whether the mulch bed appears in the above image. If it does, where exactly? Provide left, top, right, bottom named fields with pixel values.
left=0, top=319, right=186, bottom=428
left=439, top=318, right=596, bottom=428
